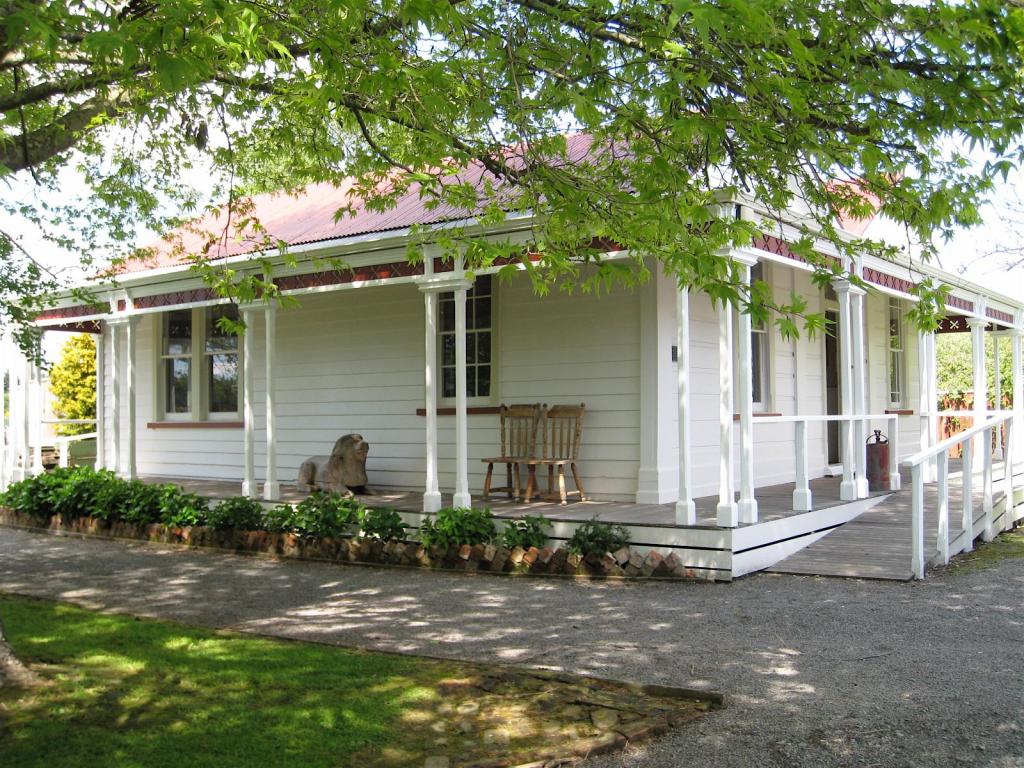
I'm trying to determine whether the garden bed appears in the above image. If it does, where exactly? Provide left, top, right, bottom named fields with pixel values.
left=0, top=468, right=701, bottom=580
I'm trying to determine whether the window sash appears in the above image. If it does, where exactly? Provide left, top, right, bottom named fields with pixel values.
left=440, top=275, right=494, bottom=401
left=888, top=299, right=904, bottom=405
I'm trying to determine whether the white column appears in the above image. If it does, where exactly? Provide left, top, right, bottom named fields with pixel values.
left=124, top=316, right=138, bottom=480
left=241, top=307, right=256, bottom=497
left=675, top=287, right=696, bottom=525
left=30, top=361, right=44, bottom=475
left=263, top=303, right=279, bottom=500
left=927, top=330, right=939, bottom=479
left=833, top=280, right=857, bottom=501
left=850, top=286, right=869, bottom=498
left=637, top=264, right=678, bottom=504
left=452, top=259, right=471, bottom=509
left=736, top=257, right=758, bottom=523
left=716, top=300, right=738, bottom=527
left=1012, top=319, right=1024, bottom=466
left=10, top=352, right=25, bottom=481
left=968, top=315, right=988, bottom=473
left=422, top=285, right=442, bottom=513
left=110, top=320, right=122, bottom=475
left=917, top=329, right=937, bottom=482
left=94, top=326, right=106, bottom=471
left=0, top=338, right=8, bottom=490
left=993, top=333, right=1003, bottom=461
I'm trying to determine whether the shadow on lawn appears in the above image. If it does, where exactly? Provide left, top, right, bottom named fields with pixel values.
left=0, top=596, right=453, bottom=768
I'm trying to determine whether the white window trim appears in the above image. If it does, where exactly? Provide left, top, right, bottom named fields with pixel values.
left=887, top=297, right=905, bottom=408
left=748, top=261, right=773, bottom=412
left=438, top=275, right=498, bottom=407
left=155, top=307, right=243, bottom=422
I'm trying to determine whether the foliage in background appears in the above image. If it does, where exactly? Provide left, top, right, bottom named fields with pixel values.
left=936, top=334, right=1014, bottom=399
left=418, top=508, right=497, bottom=549
left=567, top=518, right=631, bottom=557
left=501, top=514, right=552, bottom=551
left=4, top=0, right=1024, bottom=344
left=48, top=334, right=97, bottom=436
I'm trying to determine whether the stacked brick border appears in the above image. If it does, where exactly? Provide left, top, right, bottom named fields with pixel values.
left=0, top=509, right=701, bottom=580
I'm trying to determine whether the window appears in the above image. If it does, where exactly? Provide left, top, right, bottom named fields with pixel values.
left=749, top=262, right=771, bottom=409
left=205, top=306, right=240, bottom=414
left=161, top=310, right=192, bottom=415
left=888, top=297, right=904, bottom=406
left=439, top=275, right=493, bottom=400
left=159, top=305, right=240, bottom=419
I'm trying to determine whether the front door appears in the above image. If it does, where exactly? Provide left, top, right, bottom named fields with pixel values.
left=824, top=310, right=841, bottom=464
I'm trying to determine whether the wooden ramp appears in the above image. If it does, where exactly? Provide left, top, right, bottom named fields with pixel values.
left=767, top=464, right=1020, bottom=580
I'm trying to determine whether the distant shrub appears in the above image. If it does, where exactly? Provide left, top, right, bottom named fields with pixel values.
left=207, top=497, right=264, bottom=531
left=567, top=518, right=630, bottom=556
left=418, top=507, right=496, bottom=548
left=502, top=514, right=551, bottom=550
left=358, top=507, right=406, bottom=541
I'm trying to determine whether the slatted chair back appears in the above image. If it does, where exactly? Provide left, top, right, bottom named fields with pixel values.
left=541, top=403, right=586, bottom=461
left=502, top=403, right=542, bottom=459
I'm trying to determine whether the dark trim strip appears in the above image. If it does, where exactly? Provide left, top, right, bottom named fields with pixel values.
left=147, top=421, right=243, bottom=429
left=415, top=406, right=502, bottom=417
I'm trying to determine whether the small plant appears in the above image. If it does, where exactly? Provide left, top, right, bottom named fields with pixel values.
left=418, top=507, right=496, bottom=548
left=262, top=503, right=296, bottom=533
left=288, top=492, right=359, bottom=538
left=358, top=507, right=406, bottom=541
left=567, top=517, right=630, bottom=556
left=159, top=485, right=210, bottom=527
left=502, top=514, right=551, bottom=550
left=207, top=496, right=265, bottom=531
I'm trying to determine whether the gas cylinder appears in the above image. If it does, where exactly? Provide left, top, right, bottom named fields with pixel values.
left=866, top=430, right=890, bottom=492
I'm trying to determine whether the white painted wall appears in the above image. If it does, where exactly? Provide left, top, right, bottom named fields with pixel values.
left=102, top=257, right=924, bottom=502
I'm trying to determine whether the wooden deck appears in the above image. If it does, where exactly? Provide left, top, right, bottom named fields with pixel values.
left=768, top=462, right=1023, bottom=581
left=144, top=472, right=879, bottom=530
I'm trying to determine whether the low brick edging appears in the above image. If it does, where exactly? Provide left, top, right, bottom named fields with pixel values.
left=0, top=509, right=701, bottom=580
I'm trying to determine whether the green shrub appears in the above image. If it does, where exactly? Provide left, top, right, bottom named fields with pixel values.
left=288, top=492, right=359, bottom=538
left=159, top=485, right=210, bottom=527
left=418, top=507, right=496, bottom=548
left=207, top=496, right=264, bottom=531
left=358, top=507, right=407, bottom=541
left=567, top=517, right=630, bottom=556
left=262, top=503, right=296, bottom=533
left=501, top=514, right=551, bottom=550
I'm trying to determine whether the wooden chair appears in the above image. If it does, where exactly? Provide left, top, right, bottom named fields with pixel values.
left=523, top=403, right=587, bottom=505
left=481, top=403, right=542, bottom=500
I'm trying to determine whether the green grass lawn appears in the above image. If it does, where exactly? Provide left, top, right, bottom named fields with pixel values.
left=947, top=528, right=1024, bottom=574
left=0, top=594, right=712, bottom=768
left=0, top=595, right=450, bottom=768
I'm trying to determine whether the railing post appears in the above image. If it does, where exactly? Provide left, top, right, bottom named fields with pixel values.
left=962, top=439, right=974, bottom=553
left=58, top=441, right=69, bottom=469
left=1002, top=419, right=1015, bottom=532
left=983, top=427, right=995, bottom=542
left=793, top=420, right=812, bottom=511
left=936, top=451, right=950, bottom=565
left=911, top=463, right=925, bottom=579
left=889, top=416, right=901, bottom=491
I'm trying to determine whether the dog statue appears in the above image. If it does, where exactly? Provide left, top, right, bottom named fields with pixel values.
left=296, top=434, right=371, bottom=496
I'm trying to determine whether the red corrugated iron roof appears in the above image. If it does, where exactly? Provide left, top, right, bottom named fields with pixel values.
left=119, top=134, right=601, bottom=274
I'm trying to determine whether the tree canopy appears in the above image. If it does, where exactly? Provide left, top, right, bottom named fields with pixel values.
left=3, top=0, right=1024, bottom=342
left=48, top=332, right=96, bottom=436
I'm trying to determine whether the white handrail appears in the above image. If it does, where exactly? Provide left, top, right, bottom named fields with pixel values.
left=51, top=432, right=98, bottom=469
left=900, top=411, right=1013, bottom=579
left=901, top=414, right=1008, bottom=468
left=753, top=412, right=902, bottom=512
left=41, top=418, right=97, bottom=425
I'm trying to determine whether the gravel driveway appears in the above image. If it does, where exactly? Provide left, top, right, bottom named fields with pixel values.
left=0, top=526, right=1021, bottom=767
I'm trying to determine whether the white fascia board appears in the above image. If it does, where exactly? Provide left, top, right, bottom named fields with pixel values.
left=42, top=213, right=539, bottom=306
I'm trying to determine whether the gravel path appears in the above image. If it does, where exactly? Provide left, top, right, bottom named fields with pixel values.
left=0, top=526, right=1021, bottom=767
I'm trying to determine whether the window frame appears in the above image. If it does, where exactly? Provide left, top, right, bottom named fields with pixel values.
left=438, top=274, right=497, bottom=406
left=887, top=297, right=905, bottom=408
left=748, top=261, right=773, bottom=412
left=156, top=306, right=243, bottom=422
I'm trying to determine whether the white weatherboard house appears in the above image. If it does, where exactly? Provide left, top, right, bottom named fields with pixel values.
left=3, top=172, right=1023, bottom=581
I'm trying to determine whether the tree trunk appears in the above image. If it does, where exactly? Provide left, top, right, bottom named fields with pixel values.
left=0, top=613, right=38, bottom=688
